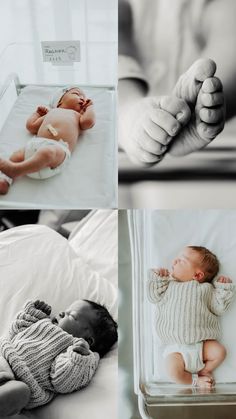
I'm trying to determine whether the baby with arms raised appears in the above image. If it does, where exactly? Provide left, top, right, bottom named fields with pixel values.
left=0, top=299, right=117, bottom=415
left=148, top=246, right=235, bottom=389
left=0, top=86, right=95, bottom=194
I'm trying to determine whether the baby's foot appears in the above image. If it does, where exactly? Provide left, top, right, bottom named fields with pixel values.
left=0, top=179, right=10, bottom=195
left=169, top=58, right=225, bottom=156
left=196, top=375, right=215, bottom=389
left=120, top=95, right=191, bottom=166
left=0, top=158, right=17, bottom=180
left=173, top=58, right=216, bottom=105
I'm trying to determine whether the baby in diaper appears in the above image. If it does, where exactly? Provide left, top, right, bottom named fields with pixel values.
left=0, top=299, right=117, bottom=415
left=148, top=245, right=235, bottom=388
left=0, top=86, right=95, bottom=194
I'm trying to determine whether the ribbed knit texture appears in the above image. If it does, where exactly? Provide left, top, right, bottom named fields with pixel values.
left=147, top=270, right=235, bottom=345
left=0, top=302, right=99, bottom=409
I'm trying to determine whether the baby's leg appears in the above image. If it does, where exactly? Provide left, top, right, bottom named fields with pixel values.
left=0, top=381, right=30, bottom=416
left=166, top=352, right=192, bottom=384
left=199, top=339, right=226, bottom=378
left=0, top=149, right=26, bottom=194
left=169, top=58, right=225, bottom=156
left=10, top=148, right=25, bottom=163
left=166, top=352, right=214, bottom=389
left=0, top=145, right=66, bottom=180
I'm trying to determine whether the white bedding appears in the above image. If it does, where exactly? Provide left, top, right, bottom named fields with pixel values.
left=0, top=85, right=116, bottom=208
left=0, top=210, right=117, bottom=419
left=146, top=210, right=236, bottom=383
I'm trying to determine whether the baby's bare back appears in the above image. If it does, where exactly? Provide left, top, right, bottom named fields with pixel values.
left=38, top=108, right=81, bottom=152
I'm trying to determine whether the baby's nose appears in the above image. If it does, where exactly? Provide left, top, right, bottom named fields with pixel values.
left=59, top=312, right=65, bottom=318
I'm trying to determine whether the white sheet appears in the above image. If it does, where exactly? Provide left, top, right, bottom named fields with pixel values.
left=145, top=210, right=236, bottom=383
left=0, top=85, right=116, bottom=208
left=0, top=211, right=117, bottom=418
left=69, top=209, right=118, bottom=287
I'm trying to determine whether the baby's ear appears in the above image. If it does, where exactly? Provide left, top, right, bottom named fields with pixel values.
left=194, top=270, right=205, bottom=282
left=87, top=336, right=95, bottom=347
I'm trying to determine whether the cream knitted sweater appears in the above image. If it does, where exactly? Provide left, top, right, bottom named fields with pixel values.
left=147, top=271, right=235, bottom=345
left=0, top=302, right=99, bottom=409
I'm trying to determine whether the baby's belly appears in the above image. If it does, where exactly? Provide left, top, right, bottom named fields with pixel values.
left=38, top=120, right=79, bottom=152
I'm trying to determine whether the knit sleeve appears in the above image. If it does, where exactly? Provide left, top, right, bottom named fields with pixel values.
left=50, top=343, right=100, bottom=393
left=147, top=269, right=170, bottom=303
left=9, top=301, right=49, bottom=339
left=208, top=281, right=235, bottom=315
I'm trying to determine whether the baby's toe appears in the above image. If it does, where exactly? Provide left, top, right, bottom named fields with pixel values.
left=202, top=77, right=223, bottom=94
left=199, top=106, right=225, bottom=124
left=197, top=121, right=224, bottom=140
left=201, top=91, right=224, bottom=107
left=159, top=96, right=191, bottom=126
left=139, top=133, right=167, bottom=155
left=135, top=147, right=163, bottom=165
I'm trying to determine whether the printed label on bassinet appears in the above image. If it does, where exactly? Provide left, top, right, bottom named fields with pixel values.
left=41, top=41, right=81, bottom=65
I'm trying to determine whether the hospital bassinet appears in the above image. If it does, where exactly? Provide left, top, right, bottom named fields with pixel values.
left=0, top=39, right=117, bottom=208
left=128, top=209, right=236, bottom=418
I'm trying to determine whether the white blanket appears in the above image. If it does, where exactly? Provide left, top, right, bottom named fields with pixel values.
left=0, top=85, right=116, bottom=208
left=0, top=209, right=117, bottom=419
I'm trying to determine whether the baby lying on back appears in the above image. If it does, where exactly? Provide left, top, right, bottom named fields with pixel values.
left=0, top=86, right=95, bottom=194
left=148, top=246, right=235, bottom=388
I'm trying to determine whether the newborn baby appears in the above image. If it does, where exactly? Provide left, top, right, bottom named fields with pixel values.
left=148, top=246, right=235, bottom=389
left=0, top=299, right=117, bottom=414
left=0, top=86, right=95, bottom=194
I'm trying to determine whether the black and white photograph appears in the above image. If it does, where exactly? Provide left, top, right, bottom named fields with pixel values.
left=0, top=209, right=118, bottom=418
left=118, top=0, right=236, bottom=208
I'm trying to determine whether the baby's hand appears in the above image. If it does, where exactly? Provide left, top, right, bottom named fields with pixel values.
left=73, top=339, right=90, bottom=356
left=152, top=268, right=170, bottom=277
left=80, top=99, right=93, bottom=114
left=217, top=276, right=232, bottom=284
left=120, top=95, right=191, bottom=166
left=84, top=98, right=93, bottom=107
left=36, top=106, right=49, bottom=116
left=34, top=300, right=52, bottom=316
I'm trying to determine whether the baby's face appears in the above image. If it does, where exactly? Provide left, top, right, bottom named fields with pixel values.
left=171, top=247, right=203, bottom=282
left=59, top=88, right=87, bottom=112
left=58, top=300, right=96, bottom=341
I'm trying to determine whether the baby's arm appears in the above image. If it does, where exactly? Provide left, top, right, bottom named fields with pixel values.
left=26, top=107, right=48, bottom=135
left=209, top=276, right=235, bottom=315
left=79, top=101, right=96, bottom=130
left=147, top=268, right=171, bottom=303
left=50, top=338, right=99, bottom=393
left=9, top=300, right=51, bottom=339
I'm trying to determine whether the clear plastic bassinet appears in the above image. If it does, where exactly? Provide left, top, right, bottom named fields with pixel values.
left=128, top=209, right=236, bottom=418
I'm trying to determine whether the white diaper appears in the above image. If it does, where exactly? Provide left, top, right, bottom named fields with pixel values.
left=163, top=342, right=205, bottom=374
left=24, top=137, right=71, bottom=180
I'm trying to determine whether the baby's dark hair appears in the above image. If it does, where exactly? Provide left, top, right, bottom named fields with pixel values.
left=187, top=245, right=219, bottom=282
left=83, top=299, right=118, bottom=357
